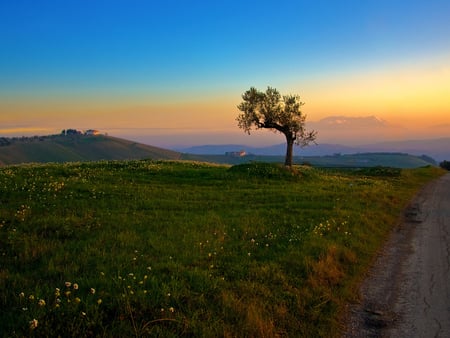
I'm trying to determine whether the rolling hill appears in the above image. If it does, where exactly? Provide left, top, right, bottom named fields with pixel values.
left=177, top=137, right=450, bottom=162
left=0, top=133, right=439, bottom=168
left=0, top=134, right=181, bottom=165
left=181, top=152, right=435, bottom=168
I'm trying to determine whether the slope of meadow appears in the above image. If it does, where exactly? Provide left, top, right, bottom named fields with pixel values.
left=0, top=135, right=181, bottom=165
left=0, top=160, right=444, bottom=337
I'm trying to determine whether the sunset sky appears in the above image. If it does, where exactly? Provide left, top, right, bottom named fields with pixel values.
left=1, top=0, right=449, bottom=147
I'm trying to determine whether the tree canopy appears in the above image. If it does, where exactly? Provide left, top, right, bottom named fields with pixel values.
left=236, top=86, right=317, bottom=166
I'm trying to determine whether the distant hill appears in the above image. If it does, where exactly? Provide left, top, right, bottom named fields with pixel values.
left=359, top=138, right=450, bottom=162
left=1, top=133, right=444, bottom=168
left=176, top=137, right=450, bottom=162
left=297, top=153, right=436, bottom=168
left=181, top=152, right=435, bottom=168
left=176, top=143, right=359, bottom=157
left=0, top=134, right=181, bottom=165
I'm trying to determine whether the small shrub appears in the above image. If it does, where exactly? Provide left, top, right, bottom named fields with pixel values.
left=228, top=162, right=298, bottom=179
left=439, top=160, right=450, bottom=171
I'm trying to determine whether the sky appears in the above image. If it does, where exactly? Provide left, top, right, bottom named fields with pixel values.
left=1, top=0, right=450, bottom=147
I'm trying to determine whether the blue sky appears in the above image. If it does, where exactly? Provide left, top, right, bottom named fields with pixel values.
left=1, top=0, right=450, bottom=146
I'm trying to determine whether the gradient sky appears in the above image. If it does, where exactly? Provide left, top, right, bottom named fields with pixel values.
left=1, top=0, right=449, bottom=147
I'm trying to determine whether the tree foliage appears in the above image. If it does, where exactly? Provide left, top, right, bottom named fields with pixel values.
left=237, top=86, right=317, bottom=166
left=439, top=160, right=450, bottom=171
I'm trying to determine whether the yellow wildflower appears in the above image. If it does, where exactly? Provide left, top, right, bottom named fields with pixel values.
left=29, top=319, right=38, bottom=330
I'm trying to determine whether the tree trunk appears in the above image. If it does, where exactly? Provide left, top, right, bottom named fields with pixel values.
left=284, top=135, right=294, bottom=167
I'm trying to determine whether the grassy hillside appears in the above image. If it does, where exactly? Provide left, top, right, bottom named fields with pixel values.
left=0, top=134, right=181, bottom=165
left=0, top=160, right=444, bottom=337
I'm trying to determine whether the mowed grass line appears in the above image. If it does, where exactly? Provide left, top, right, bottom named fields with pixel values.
left=0, top=161, right=444, bottom=337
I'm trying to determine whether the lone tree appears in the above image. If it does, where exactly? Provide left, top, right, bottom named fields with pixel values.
left=237, top=86, right=317, bottom=166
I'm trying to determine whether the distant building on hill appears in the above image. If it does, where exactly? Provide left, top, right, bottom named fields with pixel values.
left=225, top=150, right=246, bottom=157
left=84, top=129, right=101, bottom=136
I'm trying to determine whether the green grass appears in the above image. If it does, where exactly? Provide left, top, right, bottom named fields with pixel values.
left=0, top=160, right=444, bottom=337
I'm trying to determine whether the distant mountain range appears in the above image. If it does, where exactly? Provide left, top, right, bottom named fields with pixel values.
left=175, top=137, right=450, bottom=162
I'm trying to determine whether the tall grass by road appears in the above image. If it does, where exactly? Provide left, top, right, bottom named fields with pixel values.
left=0, top=160, right=444, bottom=337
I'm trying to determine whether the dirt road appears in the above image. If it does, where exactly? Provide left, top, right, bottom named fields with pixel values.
left=344, top=173, right=450, bottom=337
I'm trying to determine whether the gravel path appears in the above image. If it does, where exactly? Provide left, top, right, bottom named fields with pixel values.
left=343, top=173, right=450, bottom=338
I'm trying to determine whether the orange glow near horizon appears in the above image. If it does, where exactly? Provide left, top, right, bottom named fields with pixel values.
left=1, top=57, right=449, bottom=144
left=0, top=95, right=238, bottom=132
left=304, top=58, right=450, bottom=128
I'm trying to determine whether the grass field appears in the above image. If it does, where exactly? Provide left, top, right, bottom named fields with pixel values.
left=0, top=160, right=444, bottom=337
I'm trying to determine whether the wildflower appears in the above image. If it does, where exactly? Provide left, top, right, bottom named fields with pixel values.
left=97, top=299, right=102, bottom=305
left=73, top=283, right=79, bottom=290
left=65, top=281, right=71, bottom=288
left=74, top=297, right=81, bottom=304
left=29, top=319, right=38, bottom=330
left=65, top=291, right=71, bottom=297
left=169, top=307, right=175, bottom=313
left=100, top=271, right=105, bottom=276
left=81, top=312, right=86, bottom=316
left=55, top=288, right=60, bottom=297
left=19, top=292, right=25, bottom=298
left=90, top=288, right=96, bottom=294
left=38, top=299, right=46, bottom=307
left=28, top=295, right=35, bottom=301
